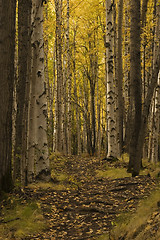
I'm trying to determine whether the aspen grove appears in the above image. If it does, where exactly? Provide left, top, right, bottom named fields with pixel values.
left=0, top=0, right=160, bottom=190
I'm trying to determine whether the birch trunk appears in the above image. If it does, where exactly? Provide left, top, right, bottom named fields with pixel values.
left=27, top=0, right=50, bottom=181
left=151, top=72, right=160, bottom=163
left=97, top=101, right=101, bottom=156
left=106, top=0, right=117, bottom=158
left=96, top=78, right=102, bottom=156
left=149, top=3, right=160, bottom=163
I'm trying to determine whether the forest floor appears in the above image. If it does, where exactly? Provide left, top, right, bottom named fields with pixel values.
left=0, top=155, right=160, bottom=240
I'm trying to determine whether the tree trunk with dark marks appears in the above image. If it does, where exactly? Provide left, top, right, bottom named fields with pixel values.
left=27, top=0, right=50, bottom=182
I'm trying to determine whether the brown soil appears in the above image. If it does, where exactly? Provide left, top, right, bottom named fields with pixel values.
left=3, top=156, right=160, bottom=239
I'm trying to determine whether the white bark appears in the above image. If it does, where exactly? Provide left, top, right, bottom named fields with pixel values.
left=106, top=0, right=117, bottom=157
left=150, top=3, right=160, bottom=163
left=147, top=98, right=154, bottom=161
left=28, top=0, right=50, bottom=181
left=151, top=71, right=160, bottom=163
left=27, top=73, right=36, bottom=182
left=96, top=79, right=102, bottom=156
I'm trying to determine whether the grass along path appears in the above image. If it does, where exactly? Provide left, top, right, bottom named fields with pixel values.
left=0, top=155, right=159, bottom=239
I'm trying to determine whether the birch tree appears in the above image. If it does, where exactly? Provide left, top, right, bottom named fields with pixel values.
left=106, top=0, right=117, bottom=158
left=151, top=72, right=160, bottom=163
left=44, top=4, right=54, bottom=154
left=150, top=2, right=160, bottom=163
left=27, top=0, right=50, bottom=182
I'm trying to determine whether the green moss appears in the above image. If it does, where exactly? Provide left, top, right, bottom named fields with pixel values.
left=0, top=198, right=47, bottom=239
left=49, top=151, right=65, bottom=161
left=28, top=181, right=70, bottom=191
left=141, top=159, right=160, bottom=178
left=98, top=154, right=160, bottom=179
left=96, top=168, right=130, bottom=179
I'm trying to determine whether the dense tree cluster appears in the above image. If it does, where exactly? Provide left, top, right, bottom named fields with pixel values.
left=0, top=0, right=159, bottom=191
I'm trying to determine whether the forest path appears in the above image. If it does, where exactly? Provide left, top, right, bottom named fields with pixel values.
left=21, top=156, right=158, bottom=239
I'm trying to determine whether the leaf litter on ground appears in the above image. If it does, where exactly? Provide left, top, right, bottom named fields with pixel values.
left=0, top=155, right=159, bottom=239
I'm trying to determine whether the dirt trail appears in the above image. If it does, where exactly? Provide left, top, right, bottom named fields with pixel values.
left=19, top=157, right=158, bottom=239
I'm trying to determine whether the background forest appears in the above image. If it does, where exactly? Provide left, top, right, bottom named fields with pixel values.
left=0, top=0, right=160, bottom=191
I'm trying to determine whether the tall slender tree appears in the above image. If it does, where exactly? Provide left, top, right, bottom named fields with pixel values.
left=14, top=0, right=32, bottom=182
left=0, top=0, right=16, bottom=191
left=86, top=34, right=98, bottom=155
left=21, top=0, right=32, bottom=184
left=27, top=0, right=50, bottom=182
left=123, top=0, right=130, bottom=153
left=138, top=1, right=160, bottom=165
left=151, top=72, right=160, bottom=163
left=129, top=0, right=160, bottom=176
left=117, top=0, right=124, bottom=155
left=106, top=0, right=117, bottom=158
left=73, top=25, right=81, bottom=155
left=54, top=0, right=63, bottom=153
left=128, top=0, right=142, bottom=175
left=44, top=3, right=54, bottom=154
left=66, top=0, right=72, bottom=155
